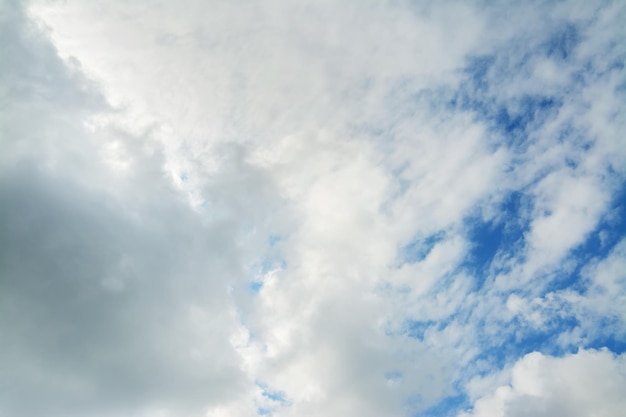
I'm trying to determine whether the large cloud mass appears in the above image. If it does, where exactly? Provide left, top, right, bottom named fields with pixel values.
left=1, top=0, right=625, bottom=416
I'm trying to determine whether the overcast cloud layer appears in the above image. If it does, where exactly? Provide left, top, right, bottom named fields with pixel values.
left=1, top=0, right=625, bottom=416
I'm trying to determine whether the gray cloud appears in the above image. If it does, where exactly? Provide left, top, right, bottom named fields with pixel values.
left=0, top=3, right=261, bottom=415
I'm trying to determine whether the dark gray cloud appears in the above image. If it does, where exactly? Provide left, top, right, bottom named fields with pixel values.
left=0, top=167, right=247, bottom=416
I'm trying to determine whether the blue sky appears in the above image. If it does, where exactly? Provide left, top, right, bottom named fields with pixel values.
left=1, top=1, right=625, bottom=416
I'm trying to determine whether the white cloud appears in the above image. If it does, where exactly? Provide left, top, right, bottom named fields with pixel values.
left=2, top=0, right=625, bottom=416
left=460, top=349, right=626, bottom=417
left=523, top=171, right=609, bottom=276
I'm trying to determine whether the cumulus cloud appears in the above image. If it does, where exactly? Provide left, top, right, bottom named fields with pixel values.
left=460, top=349, right=626, bottom=417
left=1, top=0, right=625, bottom=416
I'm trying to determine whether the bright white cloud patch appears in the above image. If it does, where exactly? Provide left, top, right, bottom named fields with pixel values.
left=1, top=0, right=625, bottom=416
left=460, top=349, right=626, bottom=417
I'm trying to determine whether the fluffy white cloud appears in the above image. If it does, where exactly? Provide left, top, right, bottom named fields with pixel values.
left=2, top=0, right=625, bottom=416
left=460, top=349, right=626, bottom=417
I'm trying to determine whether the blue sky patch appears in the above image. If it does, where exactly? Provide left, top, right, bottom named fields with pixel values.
left=421, top=392, right=468, bottom=417
left=463, top=192, right=529, bottom=283
left=471, top=314, right=581, bottom=370
left=405, top=320, right=436, bottom=341
left=399, top=232, right=445, bottom=264
left=543, top=23, right=580, bottom=61
left=258, top=383, right=287, bottom=404
left=249, top=281, right=263, bottom=294
left=585, top=332, right=626, bottom=356
left=462, top=55, right=495, bottom=93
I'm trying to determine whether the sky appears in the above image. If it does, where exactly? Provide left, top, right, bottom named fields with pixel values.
left=1, top=0, right=625, bottom=416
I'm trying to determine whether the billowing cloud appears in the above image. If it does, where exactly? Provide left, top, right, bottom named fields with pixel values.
left=460, top=349, right=626, bottom=417
left=1, top=0, right=625, bottom=416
